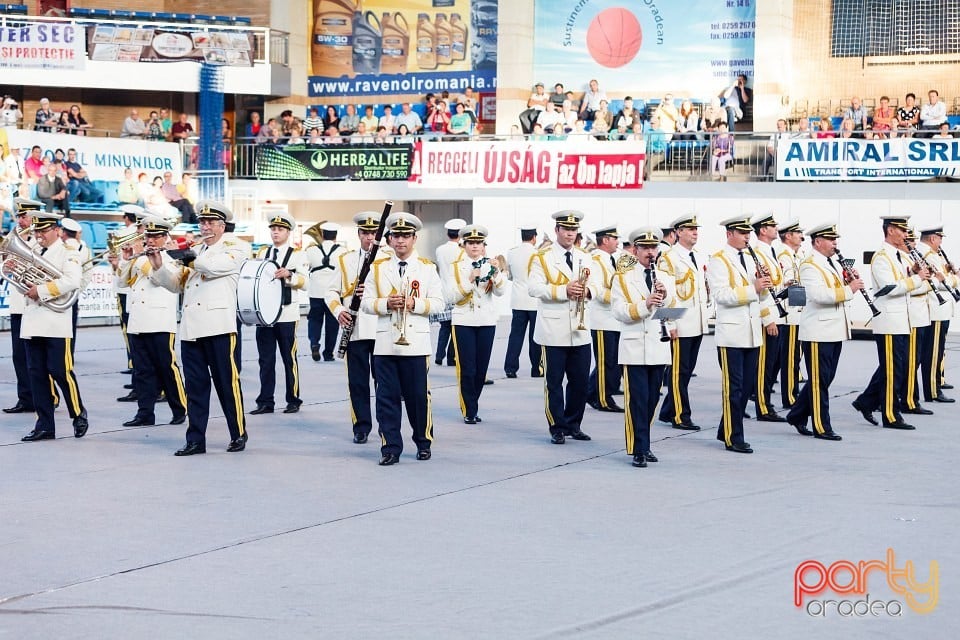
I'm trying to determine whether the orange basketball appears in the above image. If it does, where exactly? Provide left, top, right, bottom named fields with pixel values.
left=586, top=7, right=642, bottom=68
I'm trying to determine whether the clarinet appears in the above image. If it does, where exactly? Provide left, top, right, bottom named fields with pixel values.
left=649, top=258, right=670, bottom=342
left=745, top=245, right=789, bottom=317
left=904, top=239, right=946, bottom=306
left=335, top=200, right=393, bottom=359
left=936, top=248, right=960, bottom=301
left=834, top=249, right=881, bottom=318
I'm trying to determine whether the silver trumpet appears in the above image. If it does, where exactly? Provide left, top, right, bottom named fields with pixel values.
left=394, top=278, right=410, bottom=346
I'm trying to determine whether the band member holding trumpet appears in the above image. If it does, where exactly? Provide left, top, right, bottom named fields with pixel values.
left=612, top=227, right=674, bottom=468
left=786, top=222, right=861, bottom=440
left=18, top=209, right=89, bottom=441
left=657, top=214, right=709, bottom=430
left=587, top=224, right=625, bottom=413
left=115, top=215, right=188, bottom=427
left=446, top=224, right=505, bottom=424
left=327, top=211, right=382, bottom=444
left=3, top=199, right=38, bottom=415
left=116, top=205, right=144, bottom=387
left=251, top=212, right=308, bottom=415
left=776, top=218, right=805, bottom=409
left=153, top=201, right=248, bottom=455
left=706, top=215, right=775, bottom=453
left=917, top=224, right=956, bottom=404
left=528, top=210, right=598, bottom=445
left=361, top=212, right=444, bottom=465
left=750, top=213, right=788, bottom=423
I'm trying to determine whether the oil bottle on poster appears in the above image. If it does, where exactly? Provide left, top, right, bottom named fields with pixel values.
left=450, top=12, right=467, bottom=62
left=352, top=10, right=382, bottom=74
left=434, top=13, right=452, bottom=66
left=312, top=0, right=359, bottom=77
left=416, top=12, right=437, bottom=70
left=380, top=11, right=409, bottom=74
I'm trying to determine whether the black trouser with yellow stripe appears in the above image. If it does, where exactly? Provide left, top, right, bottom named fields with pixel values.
left=9, top=314, right=34, bottom=410
left=504, top=309, right=541, bottom=376
left=787, top=341, right=841, bottom=434
left=452, top=324, right=495, bottom=419
left=345, top=338, right=375, bottom=439
left=25, top=336, right=85, bottom=434
left=779, top=324, right=801, bottom=408
left=117, top=293, right=132, bottom=369
left=717, top=346, right=758, bottom=447
left=904, top=325, right=930, bottom=410
left=543, top=344, right=591, bottom=437
left=922, top=320, right=949, bottom=401
left=857, top=333, right=908, bottom=425
left=255, top=321, right=301, bottom=408
left=754, top=327, right=782, bottom=416
left=624, top=364, right=665, bottom=455
left=182, top=333, right=245, bottom=445
left=373, top=355, right=432, bottom=456
left=588, top=329, right=621, bottom=408
left=129, top=332, right=187, bottom=422
left=659, top=335, right=702, bottom=425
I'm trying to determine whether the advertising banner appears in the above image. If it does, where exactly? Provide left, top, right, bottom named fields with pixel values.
left=308, top=0, right=497, bottom=97
left=4, top=128, right=183, bottom=182
left=776, top=138, right=960, bottom=181
left=255, top=143, right=413, bottom=180
left=0, top=21, right=85, bottom=70
left=87, top=26, right=254, bottom=66
left=533, top=0, right=754, bottom=95
left=1, top=265, right=117, bottom=319
left=408, top=140, right=645, bottom=190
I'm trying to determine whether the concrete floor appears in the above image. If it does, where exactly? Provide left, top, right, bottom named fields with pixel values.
left=0, top=320, right=956, bottom=638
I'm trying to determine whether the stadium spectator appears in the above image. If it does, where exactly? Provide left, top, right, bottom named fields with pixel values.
left=52, top=149, right=68, bottom=179
left=529, top=123, right=547, bottom=141
left=793, top=117, right=811, bottom=139
left=395, top=103, right=423, bottom=134
left=528, top=83, right=549, bottom=111
left=711, top=122, right=734, bottom=180
left=613, top=96, right=642, bottom=132
left=549, top=83, right=566, bottom=108
left=838, top=117, right=857, bottom=139
left=351, top=122, right=375, bottom=144
left=654, top=94, right=680, bottom=140
left=279, top=110, right=304, bottom=140
left=159, top=108, right=172, bottom=137
left=675, top=99, right=701, bottom=140
left=360, top=105, right=379, bottom=132
left=24, top=145, right=44, bottom=182
left=762, top=118, right=789, bottom=178
left=171, top=113, right=193, bottom=141
left=375, top=125, right=390, bottom=144
left=629, top=121, right=644, bottom=142
left=323, top=126, right=343, bottom=144
left=458, top=87, right=478, bottom=124
left=427, top=99, right=451, bottom=135
left=872, top=96, right=894, bottom=136
left=35, top=98, right=57, bottom=132
left=37, top=161, right=69, bottom=215
left=896, top=93, right=920, bottom=135
left=323, top=105, right=340, bottom=131
left=394, top=123, right=414, bottom=144
left=64, top=148, right=103, bottom=203
left=120, top=109, right=147, bottom=138
left=815, top=117, right=835, bottom=138
left=146, top=111, right=164, bottom=140
left=4, top=146, right=26, bottom=195
left=560, top=99, right=578, bottom=130
left=646, top=116, right=668, bottom=153
left=702, top=97, right=725, bottom=132
left=449, top=102, right=472, bottom=139
left=118, top=168, right=140, bottom=205
left=379, top=105, right=397, bottom=133
left=56, top=110, right=70, bottom=133
left=842, top=97, right=868, bottom=134
left=308, top=127, right=324, bottom=144
left=245, top=112, right=262, bottom=138
left=160, top=171, right=196, bottom=223
left=221, top=118, right=233, bottom=167
left=722, top=75, right=752, bottom=131
left=66, top=104, right=92, bottom=135
left=578, top=79, right=607, bottom=121
left=256, top=118, right=281, bottom=144
left=303, top=108, right=323, bottom=133
left=338, top=104, right=360, bottom=135
left=591, top=100, right=612, bottom=139
left=933, top=123, right=954, bottom=139
left=537, top=100, right=564, bottom=133
left=425, top=93, right=438, bottom=122
left=0, top=97, right=23, bottom=126
left=920, top=89, right=947, bottom=136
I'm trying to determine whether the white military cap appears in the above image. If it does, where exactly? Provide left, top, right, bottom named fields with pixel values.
left=14, top=197, right=43, bottom=214
left=592, top=224, right=619, bottom=238
left=267, top=212, right=296, bottom=230
left=750, top=212, right=778, bottom=229
left=141, top=215, right=174, bottom=235
left=444, top=218, right=467, bottom=231
left=806, top=221, right=840, bottom=240
left=353, top=211, right=381, bottom=231
left=60, top=218, right=82, bottom=233
left=31, top=210, right=63, bottom=230
left=551, top=210, right=585, bottom=229
left=629, top=226, right=662, bottom=246
left=386, top=212, right=422, bottom=233
left=458, top=224, right=489, bottom=241
left=669, top=214, right=700, bottom=229
left=319, top=221, right=340, bottom=232
left=719, top=215, right=753, bottom=232
left=777, top=217, right=803, bottom=234
left=196, top=201, right=233, bottom=222
left=120, top=204, right=146, bottom=221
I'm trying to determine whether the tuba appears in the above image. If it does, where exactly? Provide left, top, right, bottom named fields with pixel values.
left=0, top=230, right=80, bottom=312
left=303, top=220, right=328, bottom=246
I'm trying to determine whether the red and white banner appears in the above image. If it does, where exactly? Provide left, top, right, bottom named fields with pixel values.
left=0, top=21, right=85, bottom=70
left=408, top=140, right=645, bottom=190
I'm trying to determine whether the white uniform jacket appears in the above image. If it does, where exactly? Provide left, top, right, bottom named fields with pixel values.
left=255, top=243, right=308, bottom=323
left=506, top=242, right=538, bottom=311
left=435, top=240, right=463, bottom=300
left=446, top=254, right=505, bottom=327
left=869, top=242, right=924, bottom=335
left=118, top=252, right=180, bottom=334
left=902, top=251, right=932, bottom=329
left=798, top=251, right=854, bottom=343
left=612, top=263, right=674, bottom=366
left=919, top=242, right=957, bottom=323
left=325, top=248, right=378, bottom=342
left=305, top=240, right=346, bottom=299
left=753, top=241, right=787, bottom=326
left=361, top=251, right=444, bottom=357
left=777, top=242, right=803, bottom=326
left=706, top=244, right=770, bottom=349
left=113, top=222, right=138, bottom=296
left=659, top=243, right=710, bottom=337
left=528, top=244, right=599, bottom=347
left=154, top=236, right=246, bottom=341
left=589, top=248, right=623, bottom=332
left=21, top=238, right=82, bottom=339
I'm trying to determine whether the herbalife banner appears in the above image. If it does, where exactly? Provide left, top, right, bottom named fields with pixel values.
left=777, top=138, right=960, bottom=181
left=255, top=143, right=413, bottom=180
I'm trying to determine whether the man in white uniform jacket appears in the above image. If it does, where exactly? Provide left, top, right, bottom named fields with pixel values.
left=503, top=226, right=543, bottom=378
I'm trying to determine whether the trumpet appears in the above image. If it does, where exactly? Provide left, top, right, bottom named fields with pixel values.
left=834, top=249, right=880, bottom=318
left=904, top=239, right=946, bottom=306
left=575, top=266, right=590, bottom=330
left=83, top=229, right=145, bottom=266
left=394, top=278, right=416, bottom=346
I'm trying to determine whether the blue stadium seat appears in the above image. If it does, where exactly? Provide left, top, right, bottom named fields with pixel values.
left=132, top=11, right=153, bottom=20
left=211, top=15, right=233, bottom=25
left=170, top=13, right=192, bottom=22
left=411, top=104, right=428, bottom=120
left=109, top=10, right=134, bottom=19
left=948, top=115, right=960, bottom=128
left=233, top=16, right=252, bottom=26
left=69, top=7, right=93, bottom=18
left=152, top=11, right=174, bottom=21
left=607, top=99, right=624, bottom=115
left=91, top=222, right=109, bottom=251
left=89, top=9, right=112, bottom=20
left=190, top=14, right=214, bottom=24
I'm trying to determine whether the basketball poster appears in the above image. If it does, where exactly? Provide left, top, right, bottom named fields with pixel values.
left=533, top=0, right=755, bottom=95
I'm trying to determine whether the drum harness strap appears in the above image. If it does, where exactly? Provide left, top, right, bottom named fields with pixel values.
left=270, top=246, right=294, bottom=305
left=310, top=243, right=340, bottom=273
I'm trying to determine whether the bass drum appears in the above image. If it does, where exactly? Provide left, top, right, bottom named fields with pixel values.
left=237, top=259, right=283, bottom=326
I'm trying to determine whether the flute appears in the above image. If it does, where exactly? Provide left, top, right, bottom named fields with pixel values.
left=745, top=245, right=788, bottom=317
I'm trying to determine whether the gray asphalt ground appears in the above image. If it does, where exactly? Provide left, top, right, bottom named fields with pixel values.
left=0, top=319, right=956, bottom=638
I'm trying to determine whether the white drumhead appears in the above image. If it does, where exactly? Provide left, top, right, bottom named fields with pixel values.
left=237, top=259, right=283, bottom=326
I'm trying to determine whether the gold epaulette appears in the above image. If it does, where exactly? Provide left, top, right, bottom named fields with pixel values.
left=418, top=257, right=434, bottom=266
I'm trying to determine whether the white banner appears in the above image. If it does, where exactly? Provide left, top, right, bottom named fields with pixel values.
left=0, top=22, right=86, bottom=70
left=5, top=127, right=183, bottom=182
left=777, top=137, right=960, bottom=181
left=1, top=265, right=118, bottom=319
left=408, top=140, right=646, bottom=190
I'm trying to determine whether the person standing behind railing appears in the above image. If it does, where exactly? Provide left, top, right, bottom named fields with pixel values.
left=66, top=105, right=92, bottom=136
left=0, top=97, right=23, bottom=127
left=35, top=98, right=57, bottom=132
left=145, top=111, right=165, bottom=141
left=245, top=111, right=262, bottom=138
left=121, top=109, right=147, bottom=138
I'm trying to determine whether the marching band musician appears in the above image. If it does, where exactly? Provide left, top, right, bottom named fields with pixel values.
left=116, top=204, right=143, bottom=384
left=657, top=214, right=710, bottom=431
left=750, top=213, right=787, bottom=423
left=706, top=215, right=774, bottom=454
left=776, top=218, right=805, bottom=409
left=59, top=218, right=92, bottom=352
left=503, top=227, right=543, bottom=379
left=3, top=199, right=38, bottom=414
left=901, top=228, right=935, bottom=417
left=251, top=212, right=308, bottom=415
left=115, top=215, right=187, bottom=427
left=361, top=212, right=444, bottom=465
left=223, top=218, right=252, bottom=371
left=852, top=216, right=925, bottom=430
left=446, top=224, right=505, bottom=424
left=528, top=210, right=598, bottom=445
left=586, top=224, right=625, bottom=413
left=785, top=222, right=860, bottom=440
left=434, top=218, right=466, bottom=367
left=19, top=210, right=89, bottom=441
left=306, top=222, right=346, bottom=362
left=612, top=227, right=674, bottom=468
left=917, top=224, right=956, bottom=404
left=152, top=201, right=248, bottom=455
left=327, top=212, right=382, bottom=444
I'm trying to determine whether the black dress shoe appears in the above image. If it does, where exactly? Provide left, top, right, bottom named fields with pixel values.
left=902, top=406, right=933, bottom=415
left=790, top=421, right=814, bottom=436
left=435, top=359, right=443, bottom=366
left=814, top=431, right=842, bottom=441
left=484, top=379, right=494, bottom=385
left=569, top=430, right=591, bottom=441
left=941, top=383, right=954, bottom=390
left=464, top=416, right=478, bottom=425
left=643, top=451, right=658, bottom=463
left=73, top=410, right=89, bottom=438
left=671, top=421, right=701, bottom=431
left=379, top=453, right=400, bottom=465
left=505, top=372, right=517, bottom=379
left=757, top=412, right=787, bottom=423
left=283, top=403, right=301, bottom=414
left=123, top=383, right=135, bottom=389
left=116, top=391, right=138, bottom=402
left=883, top=421, right=915, bottom=430
left=250, top=405, right=274, bottom=415
left=631, top=454, right=647, bottom=468
left=170, top=414, right=187, bottom=425
left=174, top=442, right=206, bottom=456
left=123, top=417, right=155, bottom=427
left=226, top=437, right=246, bottom=452
left=931, top=395, right=955, bottom=403
left=725, top=443, right=754, bottom=453
left=3, top=402, right=33, bottom=413
left=531, top=371, right=543, bottom=378
left=550, top=432, right=565, bottom=444
left=353, top=433, right=368, bottom=444
left=851, top=399, right=878, bottom=426
left=22, top=429, right=55, bottom=442
left=416, top=449, right=431, bottom=461
left=311, top=348, right=321, bottom=362
left=121, top=368, right=134, bottom=375
left=323, top=356, right=335, bottom=362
